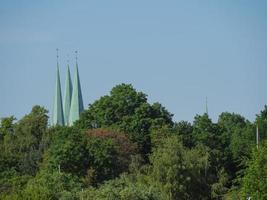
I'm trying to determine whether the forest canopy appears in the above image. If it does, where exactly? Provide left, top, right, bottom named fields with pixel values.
left=0, top=83, right=266, bottom=200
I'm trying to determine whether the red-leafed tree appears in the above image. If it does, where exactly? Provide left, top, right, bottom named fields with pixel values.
left=85, top=128, right=137, bottom=185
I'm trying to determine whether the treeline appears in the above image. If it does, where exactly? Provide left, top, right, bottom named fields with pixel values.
left=0, top=84, right=266, bottom=200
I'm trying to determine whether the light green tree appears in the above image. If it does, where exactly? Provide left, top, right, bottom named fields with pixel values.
left=149, top=135, right=209, bottom=199
left=241, top=140, right=267, bottom=199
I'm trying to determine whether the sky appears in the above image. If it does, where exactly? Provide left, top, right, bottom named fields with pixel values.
left=1, top=0, right=267, bottom=123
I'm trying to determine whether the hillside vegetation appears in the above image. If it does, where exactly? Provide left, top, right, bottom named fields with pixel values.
left=0, top=84, right=266, bottom=200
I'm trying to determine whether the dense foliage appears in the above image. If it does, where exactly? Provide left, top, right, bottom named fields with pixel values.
left=0, top=83, right=266, bottom=199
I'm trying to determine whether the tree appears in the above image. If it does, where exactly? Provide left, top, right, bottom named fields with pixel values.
left=76, top=84, right=147, bottom=129
left=241, top=140, right=267, bottom=199
left=211, top=169, right=229, bottom=199
left=218, top=112, right=254, bottom=162
left=192, top=114, right=235, bottom=198
left=44, top=126, right=89, bottom=176
left=256, top=105, right=267, bottom=141
left=192, top=114, right=222, bottom=150
left=0, top=106, right=49, bottom=198
left=20, top=171, right=82, bottom=200
left=0, top=106, right=48, bottom=176
left=44, top=127, right=137, bottom=186
left=149, top=135, right=209, bottom=199
left=75, top=84, right=173, bottom=156
left=12, top=105, right=49, bottom=175
left=173, top=121, right=194, bottom=148
left=218, top=112, right=253, bottom=184
left=0, top=116, right=17, bottom=173
left=0, top=116, right=16, bottom=140
left=81, top=174, right=165, bottom=200
left=85, top=128, right=137, bottom=185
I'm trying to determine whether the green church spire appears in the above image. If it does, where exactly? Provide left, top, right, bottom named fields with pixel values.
left=63, top=62, right=72, bottom=126
left=52, top=49, right=65, bottom=126
left=69, top=51, right=84, bottom=125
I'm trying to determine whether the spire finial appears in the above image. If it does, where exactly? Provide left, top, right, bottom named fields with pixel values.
left=67, top=54, right=69, bottom=65
left=75, top=50, right=78, bottom=64
left=56, top=48, right=59, bottom=64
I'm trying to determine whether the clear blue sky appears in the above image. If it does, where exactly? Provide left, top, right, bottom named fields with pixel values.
left=1, top=0, right=267, bottom=123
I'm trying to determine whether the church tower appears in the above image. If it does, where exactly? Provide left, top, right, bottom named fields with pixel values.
left=52, top=49, right=65, bottom=126
left=63, top=62, right=72, bottom=126
left=69, top=51, right=84, bottom=125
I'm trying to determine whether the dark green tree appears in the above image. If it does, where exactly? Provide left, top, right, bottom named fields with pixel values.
left=173, top=121, right=194, bottom=148
left=218, top=112, right=253, bottom=183
left=75, top=84, right=173, bottom=155
left=0, top=106, right=49, bottom=198
left=0, top=106, right=48, bottom=175
left=192, top=114, right=228, bottom=197
left=218, top=112, right=254, bottom=162
left=44, top=126, right=89, bottom=176
left=13, top=106, right=49, bottom=175
left=256, top=105, right=267, bottom=141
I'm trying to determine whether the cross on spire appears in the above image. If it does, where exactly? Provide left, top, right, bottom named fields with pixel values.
left=67, top=54, right=70, bottom=65
left=56, top=48, right=59, bottom=64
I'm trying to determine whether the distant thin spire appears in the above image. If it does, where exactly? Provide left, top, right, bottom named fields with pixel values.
left=205, top=96, right=208, bottom=115
left=52, top=48, right=65, bottom=126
